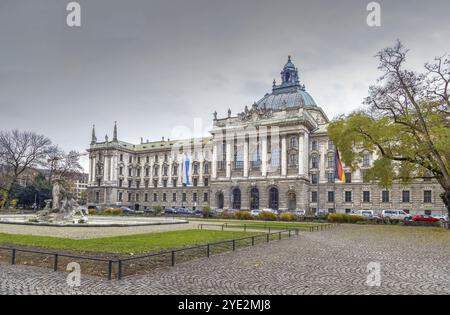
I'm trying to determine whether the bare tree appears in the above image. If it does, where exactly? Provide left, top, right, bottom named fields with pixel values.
left=0, top=130, right=53, bottom=209
left=47, top=146, right=84, bottom=183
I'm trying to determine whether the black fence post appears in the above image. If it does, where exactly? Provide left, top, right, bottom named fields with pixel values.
left=252, top=236, right=255, bottom=246
left=207, top=244, right=210, bottom=258
left=268, top=227, right=271, bottom=233
left=244, top=224, right=247, bottom=232
left=11, top=249, right=16, bottom=265
left=266, top=234, right=270, bottom=243
left=279, top=231, right=282, bottom=240
left=118, top=260, right=123, bottom=280
left=171, top=251, right=176, bottom=266
left=289, top=230, right=291, bottom=237
left=232, top=240, right=236, bottom=251
left=53, top=254, right=58, bottom=272
left=108, top=261, right=113, bottom=281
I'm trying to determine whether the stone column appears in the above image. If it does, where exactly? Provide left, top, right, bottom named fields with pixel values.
left=281, top=135, right=287, bottom=177
left=243, top=137, right=249, bottom=178
left=149, top=160, right=154, bottom=186
left=178, top=156, right=183, bottom=187
left=226, top=142, right=232, bottom=178
left=298, top=133, right=305, bottom=176
left=199, top=158, right=204, bottom=186
left=212, top=143, right=218, bottom=179
left=89, top=157, right=93, bottom=183
left=303, top=132, right=309, bottom=176
left=320, top=141, right=326, bottom=182
left=167, top=158, right=173, bottom=187
left=261, top=135, right=268, bottom=177
left=103, top=156, right=109, bottom=182
left=158, top=161, right=163, bottom=187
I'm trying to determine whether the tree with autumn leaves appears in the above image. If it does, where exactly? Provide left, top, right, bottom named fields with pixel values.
left=328, top=41, right=450, bottom=218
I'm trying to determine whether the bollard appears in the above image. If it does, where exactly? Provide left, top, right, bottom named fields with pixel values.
left=252, top=236, right=255, bottom=246
left=53, top=254, right=58, bottom=272
left=11, top=249, right=16, bottom=265
left=232, top=240, right=236, bottom=251
left=108, top=261, right=113, bottom=281
left=118, top=260, right=123, bottom=280
left=207, top=244, right=210, bottom=258
left=171, top=251, right=176, bottom=266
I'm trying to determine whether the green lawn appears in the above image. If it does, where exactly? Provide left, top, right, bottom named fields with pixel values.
left=0, top=230, right=258, bottom=255
left=192, top=219, right=326, bottom=230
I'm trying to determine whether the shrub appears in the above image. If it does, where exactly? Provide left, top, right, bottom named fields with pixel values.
left=221, top=211, right=236, bottom=219
left=279, top=213, right=295, bottom=222
left=88, top=208, right=96, bottom=215
left=104, top=208, right=123, bottom=216
left=153, top=205, right=164, bottom=216
left=202, top=206, right=213, bottom=218
left=328, top=213, right=364, bottom=224
left=235, top=211, right=253, bottom=220
left=258, top=211, right=277, bottom=221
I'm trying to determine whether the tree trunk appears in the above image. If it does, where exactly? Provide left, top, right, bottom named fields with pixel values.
left=440, top=190, right=450, bottom=229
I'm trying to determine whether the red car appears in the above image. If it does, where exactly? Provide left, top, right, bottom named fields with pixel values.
left=412, top=215, right=440, bottom=223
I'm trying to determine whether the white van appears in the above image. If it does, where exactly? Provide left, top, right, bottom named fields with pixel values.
left=351, top=210, right=375, bottom=218
left=381, top=209, right=411, bottom=220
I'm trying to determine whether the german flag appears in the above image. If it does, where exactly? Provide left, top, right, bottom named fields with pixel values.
left=335, top=150, right=346, bottom=182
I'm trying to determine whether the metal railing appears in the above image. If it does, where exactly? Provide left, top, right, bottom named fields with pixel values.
left=198, top=222, right=339, bottom=233
left=0, top=229, right=299, bottom=281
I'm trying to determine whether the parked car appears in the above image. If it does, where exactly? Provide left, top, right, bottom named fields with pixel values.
left=164, top=208, right=178, bottom=215
left=250, top=209, right=262, bottom=217
left=412, top=214, right=440, bottom=223
left=193, top=209, right=203, bottom=215
left=143, top=207, right=155, bottom=214
left=120, top=207, right=136, bottom=215
left=351, top=210, right=380, bottom=219
left=432, top=214, right=449, bottom=222
left=381, top=209, right=411, bottom=220
left=293, top=210, right=306, bottom=216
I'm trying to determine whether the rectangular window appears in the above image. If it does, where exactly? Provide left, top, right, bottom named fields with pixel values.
left=382, top=191, right=390, bottom=203
left=345, top=172, right=352, bottom=183
left=120, top=154, right=123, bottom=162
left=311, top=174, right=318, bottom=185
left=163, top=193, right=167, bottom=202
left=193, top=193, right=198, bottom=203
left=173, top=179, right=178, bottom=187
left=327, top=191, right=334, bottom=203
left=173, top=193, right=177, bottom=202
left=118, top=192, right=123, bottom=202
left=128, top=168, right=132, bottom=177
left=327, top=155, right=334, bottom=169
left=136, top=194, right=140, bottom=202
left=119, top=167, right=123, bottom=176
left=327, top=172, right=335, bottom=183
left=311, top=191, right=318, bottom=203
left=193, top=178, right=198, bottom=187
left=345, top=191, right=352, bottom=203
left=153, top=193, right=158, bottom=202
left=363, top=154, right=371, bottom=167
left=424, top=210, right=432, bottom=215
left=424, top=190, right=432, bottom=203
left=204, top=193, right=208, bottom=202
left=128, top=180, right=132, bottom=188
left=128, top=193, right=132, bottom=202
left=204, top=178, right=209, bottom=187
left=363, top=191, right=371, bottom=203
left=95, top=191, right=100, bottom=202
left=144, top=193, right=148, bottom=202
left=182, top=193, right=187, bottom=202
left=402, top=190, right=410, bottom=203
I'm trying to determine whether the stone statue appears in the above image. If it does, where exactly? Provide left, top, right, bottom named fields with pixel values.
left=33, top=178, right=88, bottom=225
left=213, top=111, right=218, bottom=120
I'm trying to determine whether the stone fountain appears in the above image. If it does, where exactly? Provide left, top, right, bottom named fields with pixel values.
left=32, top=179, right=88, bottom=224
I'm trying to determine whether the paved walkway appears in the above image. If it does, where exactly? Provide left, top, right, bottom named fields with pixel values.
left=1, top=225, right=449, bottom=295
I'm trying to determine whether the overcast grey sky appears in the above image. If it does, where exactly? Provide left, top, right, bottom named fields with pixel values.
left=1, top=0, right=449, bottom=171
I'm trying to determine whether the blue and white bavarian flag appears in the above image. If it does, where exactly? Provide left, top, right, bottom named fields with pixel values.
left=183, top=154, right=190, bottom=186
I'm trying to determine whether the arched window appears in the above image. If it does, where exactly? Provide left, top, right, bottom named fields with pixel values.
left=311, top=140, right=318, bottom=151
left=153, top=165, right=159, bottom=176
left=271, top=149, right=280, bottom=167
left=250, top=188, right=259, bottom=210
left=232, top=188, right=241, bottom=210
left=269, top=188, right=279, bottom=210
left=204, top=162, right=210, bottom=174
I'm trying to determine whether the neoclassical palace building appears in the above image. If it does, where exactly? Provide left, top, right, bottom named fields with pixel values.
left=87, top=57, right=446, bottom=215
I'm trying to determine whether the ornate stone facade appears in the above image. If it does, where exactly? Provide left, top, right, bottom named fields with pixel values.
left=87, top=57, right=446, bottom=215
